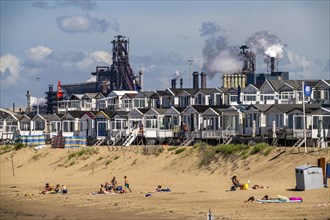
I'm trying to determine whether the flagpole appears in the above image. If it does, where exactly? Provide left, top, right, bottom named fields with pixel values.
left=302, top=81, right=307, bottom=153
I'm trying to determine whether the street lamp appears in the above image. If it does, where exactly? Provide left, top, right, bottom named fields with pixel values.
left=36, top=77, right=40, bottom=115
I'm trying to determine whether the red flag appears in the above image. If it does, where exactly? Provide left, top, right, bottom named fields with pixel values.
left=57, top=80, right=63, bottom=99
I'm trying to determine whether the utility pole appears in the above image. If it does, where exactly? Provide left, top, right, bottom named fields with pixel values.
left=36, top=77, right=40, bottom=115
left=187, top=59, right=193, bottom=88
left=302, top=81, right=307, bottom=153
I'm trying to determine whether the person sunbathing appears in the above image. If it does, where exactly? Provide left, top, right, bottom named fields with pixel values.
left=153, top=185, right=162, bottom=192
left=251, top=184, right=269, bottom=190
left=41, top=183, right=53, bottom=194
left=61, top=185, right=68, bottom=194
left=50, top=184, right=60, bottom=194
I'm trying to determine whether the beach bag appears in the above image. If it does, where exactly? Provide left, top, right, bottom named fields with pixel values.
left=116, top=186, right=122, bottom=191
left=242, top=183, right=249, bottom=190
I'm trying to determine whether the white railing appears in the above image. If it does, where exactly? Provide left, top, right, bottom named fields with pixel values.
left=202, top=130, right=222, bottom=138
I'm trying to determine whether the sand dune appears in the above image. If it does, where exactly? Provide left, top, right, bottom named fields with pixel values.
left=0, top=145, right=329, bottom=220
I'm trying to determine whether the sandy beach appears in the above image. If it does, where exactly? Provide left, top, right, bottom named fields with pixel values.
left=0, top=145, right=329, bottom=220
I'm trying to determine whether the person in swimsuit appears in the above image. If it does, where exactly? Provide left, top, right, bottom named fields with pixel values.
left=124, top=176, right=132, bottom=193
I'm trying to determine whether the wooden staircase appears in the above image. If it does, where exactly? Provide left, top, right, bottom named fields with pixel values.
left=179, top=132, right=196, bottom=147
left=94, top=138, right=105, bottom=146
left=293, top=137, right=305, bottom=147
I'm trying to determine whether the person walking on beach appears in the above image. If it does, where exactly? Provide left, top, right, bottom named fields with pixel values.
left=111, top=176, right=117, bottom=192
left=124, top=175, right=132, bottom=193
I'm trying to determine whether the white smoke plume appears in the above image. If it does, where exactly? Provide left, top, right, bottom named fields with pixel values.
left=174, top=70, right=180, bottom=79
left=30, top=96, right=47, bottom=107
left=86, top=75, right=96, bottom=82
left=200, top=22, right=243, bottom=78
left=246, top=31, right=286, bottom=59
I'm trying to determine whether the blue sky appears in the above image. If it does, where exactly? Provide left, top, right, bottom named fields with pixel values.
left=1, top=0, right=329, bottom=108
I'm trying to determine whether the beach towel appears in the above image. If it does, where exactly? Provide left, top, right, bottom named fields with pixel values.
left=160, top=188, right=171, bottom=192
left=256, top=199, right=302, bottom=203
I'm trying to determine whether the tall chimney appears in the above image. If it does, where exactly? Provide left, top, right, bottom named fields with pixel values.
left=270, top=57, right=275, bottom=73
left=139, top=70, right=143, bottom=90
left=192, top=71, right=199, bottom=89
left=200, top=72, right=207, bottom=88
left=171, top=79, right=177, bottom=89
left=180, top=78, right=183, bottom=88
left=12, top=103, right=15, bottom=112
left=26, top=90, right=31, bottom=114
left=48, top=84, right=53, bottom=92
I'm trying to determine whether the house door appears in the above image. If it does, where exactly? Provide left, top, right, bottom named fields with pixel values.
left=97, top=121, right=107, bottom=138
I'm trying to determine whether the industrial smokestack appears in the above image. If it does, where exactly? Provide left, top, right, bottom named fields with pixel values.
left=200, top=72, right=207, bottom=88
left=180, top=78, right=183, bottom=88
left=12, top=103, right=15, bottom=112
left=26, top=90, right=31, bottom=114
left=193, top=71, right=199, bottom=89
left=139, top=70, right=143, bottom=90
left=270, top=57, right=275, bottom=73
left=171, top=79, right=177, bottom=89
left=48, top=84, right=53, bottom=92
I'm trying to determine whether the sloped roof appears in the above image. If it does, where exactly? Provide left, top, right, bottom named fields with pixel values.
left=268, top=79, right=286, bottom=91
left=172, top=107, right=186, bottom=113
left=246, top=104, right=273, bottom=112
left=195, top=88, right=214, bottom=95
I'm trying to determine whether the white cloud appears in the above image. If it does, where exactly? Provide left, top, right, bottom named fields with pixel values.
left=32, top=0, right=96, bottom=10
left=0, top=54, right=21, bottom=85
left=24, top=46, right=52, bottom=61
left=56, top=14, right=118, bottom=33
left=76, top=50, right=111, bottom=69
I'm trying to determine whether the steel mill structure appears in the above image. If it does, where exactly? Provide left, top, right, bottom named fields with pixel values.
left=45, top=35, right=140, bottom=113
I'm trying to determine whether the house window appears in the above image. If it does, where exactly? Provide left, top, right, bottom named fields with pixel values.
left=198, top=94, right=202, bottom=105
left=20, top=122, right=30, bottom=131
left=215, top=94, right=221, bottom=105
left=134, top=98, right=146, bottom=108
left=50, top=121, right=61, bottom=132
left=230, top=95, right=238, bottom=102
left=123, top=99, right=132, bottom=108
left=98, top=101, right=106, bottom=110
left=35, top=121, right=45, bottom=130
left=281, top=92, right=294, bottom=100
left=63, top=121, right=74, bottom=132
left=245, top=95, right=256, bottom=101
left=145, top=116, right=158, bottom=128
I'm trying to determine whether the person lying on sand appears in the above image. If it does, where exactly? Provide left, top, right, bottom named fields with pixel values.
left=49, top=184, right=61, bottom=194
left=251, top=184, right=269, bottom=190
left=61, top=185, right=68, bottom=194
left=153, top=185, right=162, bottom=192
left=41, top=183, right=53, bottom=194
left=152, top=185, right=171, bottom=193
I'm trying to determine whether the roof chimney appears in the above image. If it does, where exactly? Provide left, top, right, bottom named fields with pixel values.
left=171, top=79, right=177, bottom=89
left=192, top=71, right=199, bottom=89
left=270, top=57, right=275, bottom=73
left=200, top=72, right=207, bottom=88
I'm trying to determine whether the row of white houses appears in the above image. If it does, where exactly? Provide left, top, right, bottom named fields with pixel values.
left=1, top=102, right=330, bottom=147
left=56, top=79, right=330, bottom=113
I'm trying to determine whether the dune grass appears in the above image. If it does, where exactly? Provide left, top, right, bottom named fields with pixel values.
left=195, top=142, right=274, bottom=168
left=174, top=148, right=186, bottom=154
left=68, top=147, right=99, bottom=160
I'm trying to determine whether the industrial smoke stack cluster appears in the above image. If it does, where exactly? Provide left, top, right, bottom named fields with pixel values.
left=192, top=71, right=207, bottom=89
left=170, top=71, right=207, bottom=89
